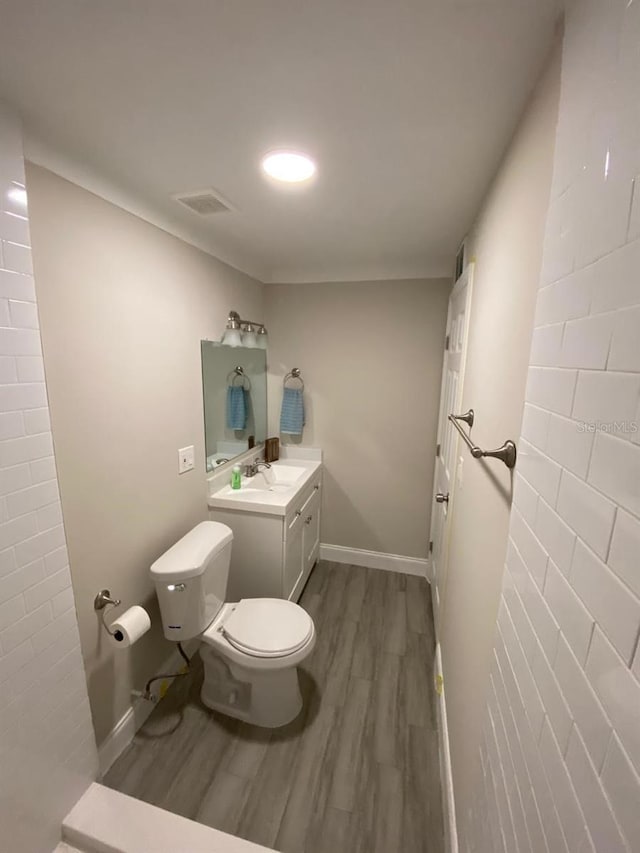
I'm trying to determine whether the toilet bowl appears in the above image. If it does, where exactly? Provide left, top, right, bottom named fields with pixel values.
left=150, top=521, right=316, bottom=728
left=200, top=598, right=315, bottom=727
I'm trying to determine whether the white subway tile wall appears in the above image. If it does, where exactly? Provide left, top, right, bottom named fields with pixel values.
left=461, top=1, right=640, bottom=851
left=0, top=103, right=97, bottom=852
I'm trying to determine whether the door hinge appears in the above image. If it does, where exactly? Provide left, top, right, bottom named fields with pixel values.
left=429, top=540, right=433, bottom=554
left=436, top=443, right=440, bottom=457
left=445, top=334, right=450, bottom=350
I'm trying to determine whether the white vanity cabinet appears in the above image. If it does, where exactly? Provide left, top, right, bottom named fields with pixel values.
left=210, top=468, right=322, bottom=602
left=285, top=481, right=321, bottom=598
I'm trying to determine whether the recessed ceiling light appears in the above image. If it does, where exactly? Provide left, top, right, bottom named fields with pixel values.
left=261, top=151, right=316, bottom=183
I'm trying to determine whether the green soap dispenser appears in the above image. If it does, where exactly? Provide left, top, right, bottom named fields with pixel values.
left=231, top=464, right=242, bottom=490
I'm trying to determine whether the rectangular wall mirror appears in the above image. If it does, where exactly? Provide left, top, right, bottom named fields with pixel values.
left=201, top=341, right=267, bottom=471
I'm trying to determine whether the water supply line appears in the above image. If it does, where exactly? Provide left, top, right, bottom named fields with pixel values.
left=142, top=641, right=192, bottom=702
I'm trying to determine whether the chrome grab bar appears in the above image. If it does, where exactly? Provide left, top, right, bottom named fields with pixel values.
left=448, top=410, right=517, bottom=470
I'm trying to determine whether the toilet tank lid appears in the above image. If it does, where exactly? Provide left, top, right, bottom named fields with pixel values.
left=150, top=521, right=233, bottom=581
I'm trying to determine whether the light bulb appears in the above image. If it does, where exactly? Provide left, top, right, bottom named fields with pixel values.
left=261, top=150, right=316, bottom=183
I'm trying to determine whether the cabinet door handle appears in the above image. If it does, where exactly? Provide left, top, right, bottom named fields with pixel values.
left=314, top=485, right=320, bottom=491
left=295, top=510, right=302, bottom=517
left=305, top=515, right=312, bottom=524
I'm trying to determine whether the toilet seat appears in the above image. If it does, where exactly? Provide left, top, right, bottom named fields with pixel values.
left=220, top=598, right=314, bottom=658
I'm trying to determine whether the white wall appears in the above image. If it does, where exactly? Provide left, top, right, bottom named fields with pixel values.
left=439, top=32, right=562, bottom=825
left=25, top=163, right=264, bottom=747
left=461, top=2, right=640, bottom=852
left=0, top=103, right=97, bottom=853
left=265, top=278, right=450, bottom=560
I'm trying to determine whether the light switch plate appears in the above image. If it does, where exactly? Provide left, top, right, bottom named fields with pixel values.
left=178, top=445, right=195, bottom=474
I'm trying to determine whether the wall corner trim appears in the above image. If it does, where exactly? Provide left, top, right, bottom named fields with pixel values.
left=319, top=543, right=430, bottom=578
left=435, top=642, right=459, bottom=853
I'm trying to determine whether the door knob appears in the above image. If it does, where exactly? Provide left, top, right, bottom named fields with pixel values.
left=435, top=492, right=449, bottom=504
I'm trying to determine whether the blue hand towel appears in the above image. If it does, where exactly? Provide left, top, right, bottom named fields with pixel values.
left=280, top=387, right=305, bottom=435
left=226, top=385, right=247, bottom=430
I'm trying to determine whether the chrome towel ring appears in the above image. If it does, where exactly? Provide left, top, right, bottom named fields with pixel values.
left=227, top=365, right=251, bottom=390
left=284, top=367, right=304, bottom=391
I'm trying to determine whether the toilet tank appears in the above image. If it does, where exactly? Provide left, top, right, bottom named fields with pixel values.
left=150, top=521, right=233, bottom=642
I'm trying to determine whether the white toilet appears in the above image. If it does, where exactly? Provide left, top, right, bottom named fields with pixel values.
left=150, top=520, right=316, bottom=728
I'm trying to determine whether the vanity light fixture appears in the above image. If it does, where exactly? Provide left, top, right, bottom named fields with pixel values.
left=256, top=325, right=268, bottom=350
left=221, top=312, right=243, bottom=347
left=242, top=323, right=258, bottom=348
left=261, top=150, right=316, bottom=183
left=221, top=310, right=268, bottom=349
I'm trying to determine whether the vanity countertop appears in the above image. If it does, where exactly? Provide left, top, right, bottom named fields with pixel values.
left=208, top=457, right=322, bottom=516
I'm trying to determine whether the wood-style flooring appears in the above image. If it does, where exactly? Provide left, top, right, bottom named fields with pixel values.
left=103, top=561, right=444, bottom=853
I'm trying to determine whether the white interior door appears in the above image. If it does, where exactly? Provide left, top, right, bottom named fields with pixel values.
left=430, top=264, right=473, bottom=629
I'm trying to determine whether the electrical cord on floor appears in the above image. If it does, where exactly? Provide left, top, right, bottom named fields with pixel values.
left=142, top=641, right=191, bottom=701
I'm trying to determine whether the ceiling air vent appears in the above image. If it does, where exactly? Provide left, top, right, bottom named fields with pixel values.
left=172, top=188, right=235, bottom=216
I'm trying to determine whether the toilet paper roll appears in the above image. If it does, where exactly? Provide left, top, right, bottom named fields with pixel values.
left=109, top=605, right=151, bottom=648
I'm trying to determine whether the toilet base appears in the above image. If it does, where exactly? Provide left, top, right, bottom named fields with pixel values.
left=200, top=643, right=303, bottom=728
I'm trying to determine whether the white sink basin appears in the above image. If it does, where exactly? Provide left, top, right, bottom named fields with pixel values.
left=208, top=459, right=321, bottom=516
left=219, top=482, right=291, bottom=495
left=251, top=464, right=307, bottom=487
left=216, top=464, right=307, bottom=497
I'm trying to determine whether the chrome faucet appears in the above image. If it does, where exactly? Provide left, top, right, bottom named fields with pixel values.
left=243, top=458, right=272, bottom=477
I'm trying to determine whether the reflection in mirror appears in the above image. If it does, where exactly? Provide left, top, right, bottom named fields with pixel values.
left=201, top=342, right=267, bottom=472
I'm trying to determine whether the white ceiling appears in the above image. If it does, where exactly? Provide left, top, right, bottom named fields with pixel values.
left=0, top=0, right=561, bottom=283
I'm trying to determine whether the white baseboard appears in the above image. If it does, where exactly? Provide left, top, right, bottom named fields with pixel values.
left=98, top=705, right=138, bottom=780
left=432, top=579, right=440, bottom=622
left=435, top=642, right=459, bottom=853
left=98, top=640, right=197, bottom=778
left=319, top=543, right=430, bottom=578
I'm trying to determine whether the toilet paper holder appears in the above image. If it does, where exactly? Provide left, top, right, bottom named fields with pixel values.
left=94, top=588, right=122, bottom=637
